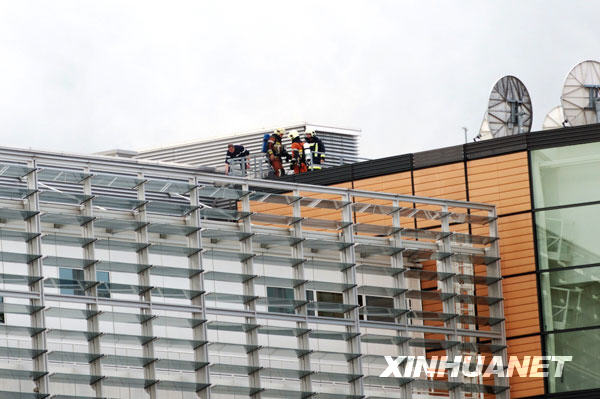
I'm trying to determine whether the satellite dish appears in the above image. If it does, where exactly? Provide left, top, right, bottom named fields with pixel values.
left=542, top=106, right=566, bottom=130
left=561, top=60, right=600, bottom=126
left=486, top=75, right=533, bottom=137
left=476, top=113, right=493, bottom=140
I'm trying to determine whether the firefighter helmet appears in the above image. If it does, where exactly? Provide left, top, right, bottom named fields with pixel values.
left=274, top=128, right=286, bottom=136
left=288, top=130, right=299, bottom=140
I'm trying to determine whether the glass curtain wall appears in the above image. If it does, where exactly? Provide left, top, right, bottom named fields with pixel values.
left=531, top=142, right=600, bottom=393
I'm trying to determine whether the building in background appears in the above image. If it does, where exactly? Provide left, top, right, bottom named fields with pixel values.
left=97, top=123, right=363, bottom=173
left=278, top=123, right=600, bottom=398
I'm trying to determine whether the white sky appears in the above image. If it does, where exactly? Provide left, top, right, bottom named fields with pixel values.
left=0, top=1, right=598, bottom=159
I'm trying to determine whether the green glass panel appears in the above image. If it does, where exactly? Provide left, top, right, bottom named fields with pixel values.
left=260, top=367, right=311, bottom=379
left=304, top=259, right=354, bottom=271
left=103, top=376, right=157, bottom=388
left=448, top=212, right=495, bottom=225
left=363, top=375, right=412, bottom=387
left=146, top=179, right=195, bottom=194
left=306, top=281, right=355, bottom=292
left=254, top=276, right=305, bottom=288
left=354, top=224, right=401, bottom=236
left=251, top=213, right=302, bottom=225
left=205, top=292, right=257, bottom=304
left=353, top=203, right=399, bottom=215
left=540, top=266, right=600, bottom=331
left=302, top=218, right=351, bottom=230
left=0, top=229, right=38, bottom=242
left=209, top=342, right=260, bottom=354
left=37, top=168, right=89, bottom=184
left=311, top=350, right=360, bottom=361
left=98, top=312, right=153, bottom=324
left=455, top=294, right=502, bottom=305
left=454, top=273, right=500, bottom=285
left=546, top=328, right=600, bottom=392
left=0, top=346, right=46, bottom=359
left=39, top=191, right=92, bottom=205
left=303, top=239, right=353, bottom=250
left=456, top=314, right=503, bottom=326
left=356, top=244, right=403, bottom=257
left=156, top=380, right=209, bottom=392
left=196, top=185, right=248, bottom=200
left=531, top=143, right=600, bottom=208
left=253, top=234, right=304, bottom=247
left=309, top=330, right=359, bottom=341
left=0, top=186, right=36, bottom=200
left=41, top=235, right=95, bottom=247
left=360, top=334, right=410, bottom=345
left=47, top=351, right=102, bottom=363
left=101, top=332, right=154, bottom=346
left=404, top=248, right=452, bottom=262
left=200, top=208, right=250, bottom=221
left=0, top=208, right=38, bottom=221
left=0, top=303, right=43, bottom=315
left=0, top=163, right=35, bottom=178
left=313, top=371, right=362, bottom=382
left=408, top=310, right=456, bottom=322
left=151, top=286, right=203, bottom=300
left=411, top=379, right=461, bottom=390
left=0, top=251, right=42, bottom=264
left=203, top=249, right=254, bottom=262
left=95, top=239, right=148, bottom=252
left=204, top=271, right=255, bottom=283
left=254, top=254, right=304, bottom=266
left=405, top=290, right=455, bottom=301
left=147, top=223, right=200, bottom=236
left=536, top=204, right=600, bottom=269
left=156, top=337, right=207, bottom=349
left=155, top=359, right=208, bottom=371
left=94, top=218, right=147, bottom=233
left=211, top=386, right=263, bottom=396
left=451, top=232, right=497, bottom=245
left=96, top=260, right=149, bottom=273
left=249, top=191, right=301, bottom=205
left=262, top=388, right=314, bottom=399
left=355, top=264, right=404, bottom=276
left=45, top=307, right=99, bottom=320
left=149, top=244, right=201, bottom=257
left=202, top=228, right=252, bottom=241
left=40, top=213, right=94, bottom=226
left=46, top=329, right=100, bottom=341
left=210, top=363, right=261, bottom=375
left=94, top=196, right=146, bottom=211
left=0, top=368, right=47, bottom=380
left=299, top=197, right=350, bottom=209
left=103, top=354, right=155, bottom=367
left=207, top=321, right=259, bottom=333
left=43, top=256, right=97, bottom=269
left=402, top=228, right=451, bottom=241
left=260, top=346, right=310, bottom=358
left=91, top=174, right=144, bottom=190
left=146, top=201, right=198, bottom=216
left=357, top=286, right=406, bottom=297
left=153, top=315, right=205, bottom=328
left=0, top=273, right=41, bottom=286
left=451, top=253, right=499, bottom=265
left=461, top=383, right=509, bottom=394
left=150, top=265, right=200, bottom=278
left=459, top=342, right=506, bottom=353
left=258, top=325, right=310, bottom=337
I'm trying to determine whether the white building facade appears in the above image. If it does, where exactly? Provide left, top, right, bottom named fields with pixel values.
left=0, top=146, right=507, bottom=399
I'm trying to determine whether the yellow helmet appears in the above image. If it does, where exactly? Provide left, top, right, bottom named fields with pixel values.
left=288, top=130, right=299, bottom=140
left=274, top=128, right=286, bottom=136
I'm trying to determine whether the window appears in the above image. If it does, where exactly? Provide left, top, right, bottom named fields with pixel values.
left=266, top=287, right=295, bottom=314
left=535, top=204, right=600, bottom=269
left=59, top=268, right=110, bottom=298
left=540, top=266, right=600, bottom=331
left=266, top=287, right=344, bottom=317
left=531, top=142, right=600, bottom=209
left=358, top=294, right=395, bottom=323
left=545, top=328, right=600, bottom=393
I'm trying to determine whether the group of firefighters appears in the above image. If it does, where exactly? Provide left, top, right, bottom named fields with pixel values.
left=225, top=128, right=326, bottom=177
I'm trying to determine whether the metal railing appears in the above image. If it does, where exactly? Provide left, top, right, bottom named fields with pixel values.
left=223, top=152, right=369, bottom=178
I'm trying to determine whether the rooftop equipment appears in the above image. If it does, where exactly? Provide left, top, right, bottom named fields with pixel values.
left=561, top=60, right=600, bottom=126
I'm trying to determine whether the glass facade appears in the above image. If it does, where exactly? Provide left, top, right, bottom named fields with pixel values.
left=0, top=154, right=507, bottom=399
left=532, top=143, right=600, bottom=394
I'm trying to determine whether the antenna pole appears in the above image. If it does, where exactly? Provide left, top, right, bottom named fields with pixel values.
left=462, top=127, right=468, bottom=143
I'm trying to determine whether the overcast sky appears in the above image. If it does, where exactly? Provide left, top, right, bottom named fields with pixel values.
left=0, top=1, right=598, bottom=159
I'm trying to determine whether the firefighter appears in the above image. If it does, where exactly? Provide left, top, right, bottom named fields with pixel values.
left=288, top=130, right=308, bottom=174
left=304, top=130, right=326, bottom=170
left=224, top=143, right=249, bottom=175
left=266, top=128, right=290, bottom=177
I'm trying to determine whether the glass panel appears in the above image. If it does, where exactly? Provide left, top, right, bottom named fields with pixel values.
left=94, top=218, right=147, bottom=233
left=531, top=143, right=600, bottom=208
left=0, top=186, right=35, bottom=200
left=259, top=325, right=310, bottom=337
left=47, top=351, right=102, bottom=363
left=150, top=265, right=201, bottom=278
left=95, top=239, right=149, bottom=252
left=0, top=368, right=47, bottom=380
left=460, top=342, right=506, bottom=353
left=93, top=196, right=145, bottom=211
left=44, top=277, right=96, bottom=295
left=252, top=276, right=303, bottom=288
left=211, top=386, right=262, bottom=396
left=299, top=198, right=350, bottom=209
left=304, top=259, right=354, bottom=271
left=302, top=218, right=351, bottom=230
left=155, top=359, right=208, bottom=371
left=145, top=179, right=194, bottom=194
left=266, top=287, right=296, bottom=314
left=202, top=228, right=252, bottom=241
left=535, top=204, right=600, bottom=269
left=448, top=212, right=495, bottom=225
left=355, top=264, right=404, bottom=276
left=207, top=321, right=259, bottom=333
left=151, top=287, right=203, bottom=300
left=402, top=228, right=451, bottom=241
left=451, top=253, right=499, bottom=265
left=461, top=383, right=509, bottom=394
left=101, top=332, right=154, bottom=346
left=205, top=292, right=257, bottom=304
left=398, top=207, right=447, bottom=221
left=360, top=334, right=410, bottom=345
left=40, top=213, right=94, bottom=226
left=153, top=315, right=205, bottom=328
left=209, top=342, right=260, bottom=354
left=37, top=168, right=89, bottom=184
left=46, top=329, right=100, bottom=341
left=455, top=294, right=502, bottom=305
left=196, top=185, right=248, bottom=200
left=404, top=248, right=452, bottom=262
left=248, top=191, right=301, bottom=205
left=262, top=389, right=315, bottom=399
left=0, top=346, right=45, bottom=359
left=45, top=307, right=99, bottom=320
left=254, top=254, right=304, bottom=267
left=313, top=371, right=362, bottom=383
left=203, top=249, right=254, bottom=262
left=210, top=363, right=260, bottom=375
left=0, top=251, right=42, bottom=264
left=49, top=372, right=102, bottom=384
left=156, top=380, right=209, bottom=392
left=354, top=224, right=401, bottom=236
left=0, top=325, right=44, bottom=337
left=405, top=290, right=455, bottom=301
left=251, top=213, right=302, bottom=225
left=260, top=367, right=311, bottom=379
left=357, top=286, right=406, bottom=297
left=353, top=203, right=399, bottom=215
left=147, top=223, right=200, bottom=236
left=546, top=328, right=600, bottom=393
left=0, top=208, right=38, bottom=221
left=97, top=260, right=149, bottom=274
left=454, top=273, right=501, bottom=285
left=0, top=163, right=35, bottom=178
left=362, top=376, right=413, bottom=387
left=540, top=266, right=600, bottom=331
left=409, top=338, right=459, bottom=350
left=456, top=315, right=503, bottom=326
left=311, top=350, right=360, bottom=361
left=253, top=234, right=304, bottom=247
left=306, top=281, right=354, bottom=292
left=103, top=354, right=155, bottom=367
left=407, top=310, right=456, bottom=321
left=156, top=337, right=207, bottom=349
left=0, top=273, right=41, bottom=286
left=146, top=201, right=198, bottom=216
left=0, top=303, right=43, bottom=315
left=43, top=256, right=97, bottom=269
left=39, top=191, right=92, bottom=205
left=356, top=244, right=403, bottom=257
left=303, top=239, right=353, bottom=250
left=260, top=346, right=310, bottom=358
left=0, top=229, right=38, bottom=242
left=98, top=312, right=153, bottom=324
left=42, top=234, right=95, bottom=247
left=91, top=174, right=144, bottom=190
left=451, top=232, right=498, bottom=245
left=205, top=271, right=255, bottom=283
left=149, top=244, right=201, bottom=257
left=200, top=208, right=250, bottom=221
left=309, top=330, right=359, bottom=341
left=104, top=376, right=157, bottom=389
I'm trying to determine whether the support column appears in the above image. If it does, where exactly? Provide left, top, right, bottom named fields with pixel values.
left=81, top=168, right=103, bottom=396
left=291, top=189, right=312, bottom=394
left=189, top=183, right=211, bottom=399
left=136, top=176, right=156, bottom=399
left=25, top=161, right=49, bottom=395
left=340, top=193, right=363, bottom=397
left=239, top=184, right=261, bottom=396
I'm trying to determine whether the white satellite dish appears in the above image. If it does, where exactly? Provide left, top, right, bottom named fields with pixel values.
left=476, top=113, right=493, bottom=140
left=561, top=60, right=600, bottom=126
left=542, top=106, right=566, bottom=130
left=486, top=75, right=533, bottom=138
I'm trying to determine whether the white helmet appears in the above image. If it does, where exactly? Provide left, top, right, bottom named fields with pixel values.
left=305, top=129, right=316, bottom=137
left=288, top=129, right=299, bottom=140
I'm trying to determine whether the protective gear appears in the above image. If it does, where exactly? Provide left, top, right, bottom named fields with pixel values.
left=289, top=133, right=308, bottom=174
left=266, top=129, right=289, bottom=177
left=225, top=144, right=250, bottom=175
left=287, top=130, right=299, bottom=140
left=305, top=131, right=325, bottom=170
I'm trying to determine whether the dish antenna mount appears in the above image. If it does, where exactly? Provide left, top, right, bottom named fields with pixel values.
left=486, top=75, right=533, bottom=137
left=561, top=60, right=600, bottom=126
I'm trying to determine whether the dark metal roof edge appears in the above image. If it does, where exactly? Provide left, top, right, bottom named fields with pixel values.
left=270, top=124, right=600, bottom=186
